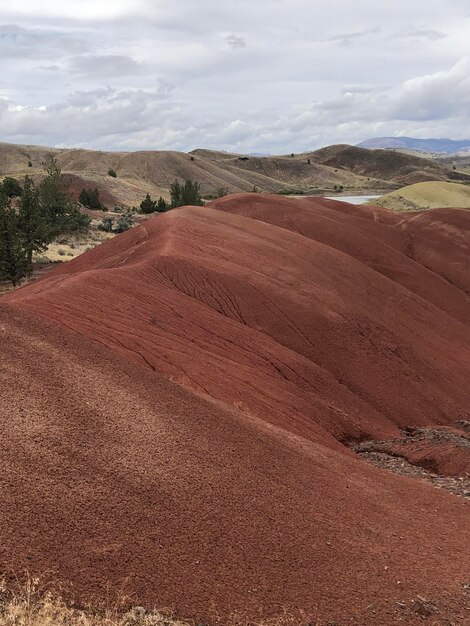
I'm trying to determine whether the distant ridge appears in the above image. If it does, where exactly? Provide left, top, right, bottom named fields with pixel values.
left=358, top=137, right=470, bottom=154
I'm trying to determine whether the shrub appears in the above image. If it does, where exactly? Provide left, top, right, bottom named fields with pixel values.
left=1, top=177, right=22, bottom=198
left=98, top=216, right=115, bottom=232
left=108, top=168, right=117, bottom=178
left=28, top=161, right=32, bottom=168
left=114, top=210, right=135, bottom=233
left=79, top=188, right=103, bottom=210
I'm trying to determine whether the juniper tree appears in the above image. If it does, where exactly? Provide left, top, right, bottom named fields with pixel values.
left=156, top=196, right=168, bottom=212
left=0, top=194, right=29, bottom=286
left=170, top=179, right=203, bottom=208
left=140, top=193, right=157, bottom=214
left=1, top=177, right=22, bottom=198
left=18, top=177, right=53, bottom=271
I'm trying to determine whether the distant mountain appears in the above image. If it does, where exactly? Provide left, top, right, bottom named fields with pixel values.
left=358, top=137, right=470, bottom=154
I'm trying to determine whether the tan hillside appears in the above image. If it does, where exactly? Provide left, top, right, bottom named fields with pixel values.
left=371, top=181, right=470, bottom=211
left=1, top=141, right=396, bottom=209
left=309, top=144, right=470, bottom=185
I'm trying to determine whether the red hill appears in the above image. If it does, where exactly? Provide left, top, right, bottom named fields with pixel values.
left=1, top=194, right=469, bottom=624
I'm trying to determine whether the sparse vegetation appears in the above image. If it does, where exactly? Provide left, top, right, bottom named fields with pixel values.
left=98, top=216, right=115, bottom=232
left=0, top=578, right=305, bottom=626
left=108, top=168, right=118, bottom=178
left=114, top=209, right=135, bottom=233
left=203, top=187, right=229, bottom=200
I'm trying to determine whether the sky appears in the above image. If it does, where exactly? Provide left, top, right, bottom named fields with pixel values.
left=0, top=0, right=470, bottom=153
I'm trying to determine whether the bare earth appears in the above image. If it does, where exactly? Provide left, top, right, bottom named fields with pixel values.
left=1, top=193, right=469, bottom=625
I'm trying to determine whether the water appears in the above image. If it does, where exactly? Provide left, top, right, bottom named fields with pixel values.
left=325, top=195, right=380, bottom=205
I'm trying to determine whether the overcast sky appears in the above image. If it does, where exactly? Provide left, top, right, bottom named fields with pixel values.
left=1, top=0, right=470, bottom=153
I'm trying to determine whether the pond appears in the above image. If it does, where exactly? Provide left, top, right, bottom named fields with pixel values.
left=325, top=195, right=381, bottom=205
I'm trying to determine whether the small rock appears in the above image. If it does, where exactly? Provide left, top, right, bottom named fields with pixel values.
left=412, top=597, right=438, bottom=617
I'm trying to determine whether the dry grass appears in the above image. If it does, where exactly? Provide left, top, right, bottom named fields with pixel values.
left=0, top=579, right=312, bottom=626
left=0, top=577, right=191, bottom=626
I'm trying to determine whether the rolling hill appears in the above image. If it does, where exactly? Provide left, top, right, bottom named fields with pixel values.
left=371, top=181, right=470, bottom=212
left=3, top=140, right=468, bottom=210
left=1, top=194, right=470, bottom=624
left=309, top=144, right=470, bottom=185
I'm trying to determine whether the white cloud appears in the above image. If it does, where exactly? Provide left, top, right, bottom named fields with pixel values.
left=0, top=0, right=470, bottom=151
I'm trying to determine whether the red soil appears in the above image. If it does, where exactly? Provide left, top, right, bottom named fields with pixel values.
left=6, top=197, right=469, bottom=444
left=1, top=303, right=470, bottom=625
left=390, top=440, right=470, bottom=477
left=2, top=194, right=470, bottom=623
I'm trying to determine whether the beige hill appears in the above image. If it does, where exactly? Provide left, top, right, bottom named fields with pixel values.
left=1, top=141, right=467, bottom=209
left=371, top=181, right=470, bottom=211
left=308, top=144, right=470, bottom=185
left=0, top=142, right=393, bottom=208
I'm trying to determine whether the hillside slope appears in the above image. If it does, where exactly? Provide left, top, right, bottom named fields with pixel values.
left=1, top=303, right=469, bottom=625
left=372, top=181, right=470, bottom=212
left=310, top=144, right=470, bottom=185
left=0, top=141, right=420, bottom=209
left=6, top=196, right=470, bottom=442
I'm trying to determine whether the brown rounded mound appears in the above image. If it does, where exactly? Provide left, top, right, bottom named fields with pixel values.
left=0, top=303, right=469, bottom=625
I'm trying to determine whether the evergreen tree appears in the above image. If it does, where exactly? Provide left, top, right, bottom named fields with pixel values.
left=170, top=179, right=203, bottom=208
left=1, top=177, right=22, bottom=198
left=18, top=177, right=53, bottom=271
left=181, top=179, right=203, bottom=206
left=140, top=193, right=157, bottom=214
left=169, top=179, right=182, bottom=208
left=40, top=158, right=71, bottom=228
left=40, top=159, right=91, bottom=234
left=79, top=188, right=103, bottom=210
left=0, top=195, right=28, bottom=286
left=156, top=196, right=168, bottom=212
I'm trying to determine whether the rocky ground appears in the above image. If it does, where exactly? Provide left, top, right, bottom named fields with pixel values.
left=353, top=425, right=470, bottom=499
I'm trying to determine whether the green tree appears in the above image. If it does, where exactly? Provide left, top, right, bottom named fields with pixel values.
left=156, top=196, right=168, bottom=212
left=0, top=195, right=28, bottom=285
left=39, top=158, right=88, bottom=234
left=40, top=158, right=68, bottom=226
left=18, top=177, right=53, bottom=271
left=79, top=188, right=103, bottom=210
left=170, top=179, right=203, bottom=208
left=1, top=177, right=22, bottom=198
left=140, top=193, right=157, bottom=214
left=181, top=179, right=203, bottom=206
left=169, top=179, right=182, bottom=208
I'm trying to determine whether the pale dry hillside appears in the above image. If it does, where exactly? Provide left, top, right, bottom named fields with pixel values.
left=0, top=141, right=397, bottom=208
left=371, top=181, right=470, bottom=211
